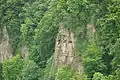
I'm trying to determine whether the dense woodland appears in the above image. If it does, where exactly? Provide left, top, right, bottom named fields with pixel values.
left=0, top=0, right=120, bottom=80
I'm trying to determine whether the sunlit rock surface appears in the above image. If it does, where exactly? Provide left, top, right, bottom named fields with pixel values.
left=0, top=26, right=12, bottom=62
left=54, top=24, right=83, bottom=73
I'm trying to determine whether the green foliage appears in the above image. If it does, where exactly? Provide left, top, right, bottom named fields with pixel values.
left=115, top=69, right=120, bottom=80
left=0, top=63, right=3, bottom=80
left=2, top=54, right=24, bottom=80
left=17, top=60, right=40, bottom=80
left=0, top=0, right=29, bottom=55
left=96, top=0, right=120, bottom=75
left=56, top=66, right=74, bottom=80
left=111, top=38, right=120, bottom=70
left=1, top=0, right=120, bottom=80
left=43, top=56, right=54, bottom=80
left=92, top=72, right=116, bottom=80
left=84, top=44, right=105, bottom=78
left=92, top=72, right=108, bottom=80
left=2, top=55, right=42, bottom=80
left=56, top=66, right=86, bottom=80
left=20, top=0, right=49, bottom=44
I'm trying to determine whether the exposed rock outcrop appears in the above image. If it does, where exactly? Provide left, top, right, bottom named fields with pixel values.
left=87, top=24, right=96, bottom=42
left=54, top=24, right=83, bottom=73
left=21, top=45, right=28, bottom=59
left=0, top=26, right=12, bottom=62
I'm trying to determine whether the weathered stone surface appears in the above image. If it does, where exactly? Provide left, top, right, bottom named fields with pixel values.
left=87, top=24, right=96, bottom=42
left=21, top=45, right=28, bottom=59
left=54, top=24, right=83, bottom=73
left=0, top=26, right=12, bottom=62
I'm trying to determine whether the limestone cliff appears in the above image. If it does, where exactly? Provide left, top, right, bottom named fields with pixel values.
left=0, top=26, right=12, bottom=62
left=54, top=24, right=83, bottom=73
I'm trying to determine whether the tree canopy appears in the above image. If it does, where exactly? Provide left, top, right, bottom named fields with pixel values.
left=0, top=0, right=120, bottom=80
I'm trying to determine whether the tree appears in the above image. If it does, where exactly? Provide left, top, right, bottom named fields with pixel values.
left=0, top=62, right=3, bottom=80
left=56, top=66, right=86, bottom=80
left=17, top=61, right=40, bottom=80
left=2, top=54, right=24, bottom=80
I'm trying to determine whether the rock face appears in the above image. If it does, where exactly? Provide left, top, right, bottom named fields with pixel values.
left=87, top=24, right=96, bottom=42
left=0, top=26, right=12, bottom=62
left=21, top=45, right=28, bottom=59
left=54, top=24, right=83, bottom=73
